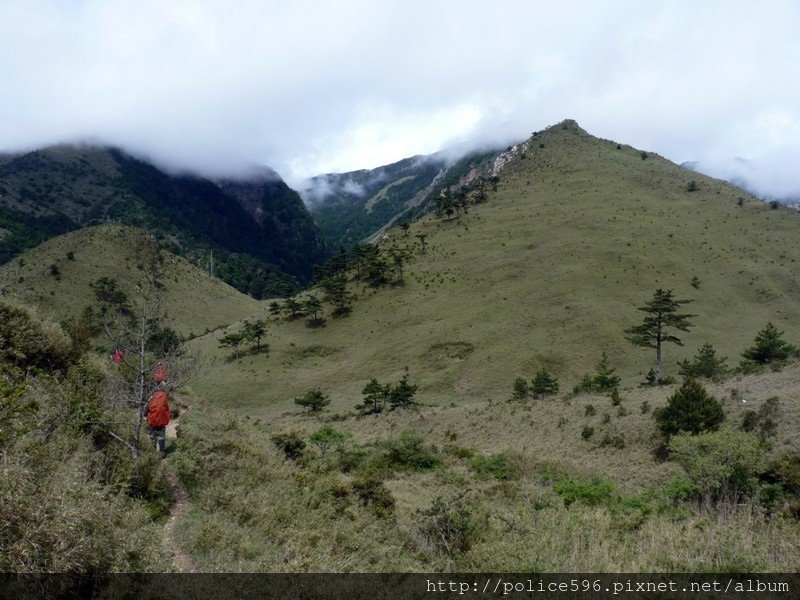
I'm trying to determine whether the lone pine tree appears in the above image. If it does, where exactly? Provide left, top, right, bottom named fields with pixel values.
left=626, top=289, right=694, bottom=385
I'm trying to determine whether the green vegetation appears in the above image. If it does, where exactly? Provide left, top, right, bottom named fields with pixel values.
left=654, top=379, right=725, bottom=438
left=626, top=289, right=694, bottom=385
left=741, top=322, right=798, bottom=367
left=8, top=120, right=800, bottom=573
left=0, top=225, right=263, bottom=337
left=678, top=343, right=728, bottom=379
left=294, top=388, right=331, bottom=411
left=0, top=298, right=169, bottom=571
left=0, top=145, right=328, bottom=296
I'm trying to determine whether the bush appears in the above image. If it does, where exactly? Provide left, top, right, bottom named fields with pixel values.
left=740, top=397, right=780, bottom=441
left=687, top=180, right=699, bottom=192
left=511, top=377, right=528, bottom=401
left=669, top=430, right=766, bottom=501
left=270, top=431, right=306, bottom=460
left=654, top=379, right=724, bottom=438
left=352, top=476, right=395, bottom=517
left=309, top=425, right=350, bottom=457
left=554, top=477, right=614, bottom=507
left=383, top=430, right=440, bottom=471
left=678, top=343, right=728, bottom=379
left=584, top=404, right=596, bottom=416
left=530, top=368, right=559, bottom=397
left=610, top=388, right=621, bottom=406
left=419, top=495, right=487, bottom=556
left=600, top=433, right=626, bottom=449
left=581, top=426, right=595, bottom=440
left=470, top=453, right=520, bottom=481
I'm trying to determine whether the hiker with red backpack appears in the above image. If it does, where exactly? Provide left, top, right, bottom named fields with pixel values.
left=145, top=382, right=171, bottom=457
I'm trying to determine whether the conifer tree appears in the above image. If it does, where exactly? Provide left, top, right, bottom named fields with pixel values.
left=593, top=352, right=620, bottom=392
left=678, top=343, right=728, bottom=379
left=626, top=289, right=694, bottom=385
left=741, top=322, right=798, bottom=365
left=655, top=378, right=724, bottom=438
left=389, top=373, right=418, bottom=409
left=530, top=369, right=559, bottom=397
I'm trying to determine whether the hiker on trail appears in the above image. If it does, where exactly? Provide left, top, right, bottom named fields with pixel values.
left=153, top=361, right=168, bottom=384
left=144, top=382, right=171, bottom=457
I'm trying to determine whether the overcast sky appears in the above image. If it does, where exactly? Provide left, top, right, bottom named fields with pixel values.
left=1, top=0, right=799, bottom=198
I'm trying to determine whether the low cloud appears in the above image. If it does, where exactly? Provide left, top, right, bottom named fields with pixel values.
left=1, top=1, right=799, bottom=198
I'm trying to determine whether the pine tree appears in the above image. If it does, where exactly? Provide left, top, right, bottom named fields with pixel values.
left=678, top=343, right=728, bottom=379
left=321, top=272, right=354, bottom=316
left=625, top=289, right=694, bottom=385
left=218, top=331, right=245, bottom=359
left=530, top=369, right=559, bottom=397
left=294, top=388, right=330, bottom=411
left=654, top=378, right=724, bottom=438
left=241, top=319, right=267, bottom=350
left=283, top=296, right=303, bottom=319
left=593, top=352, right=620, bottom=391
left=358, top=378, right=390, bottom=414
left=389, top=374, right=418, bottom=410
left=741, top=322, right=798, bottom=365
left=303, top=295, right=323, bottom=325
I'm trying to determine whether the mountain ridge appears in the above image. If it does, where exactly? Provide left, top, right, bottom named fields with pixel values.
left=0, top=145, right=328, bottom=297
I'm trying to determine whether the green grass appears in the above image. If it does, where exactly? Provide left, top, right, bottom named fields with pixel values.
left=9, top=120, right=800, bottom=572
left=191, top=120, right=800, bottom=413
left=0, top=224, right=262, bottom=336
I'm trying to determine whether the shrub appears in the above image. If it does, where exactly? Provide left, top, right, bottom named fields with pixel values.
left=668, top=430, right=766, bottom=501
left=294, top=388, right=330, bottom=412
left=654, top=379, right=724, bottom=438
left=584, top=404, right=596, bottom=416
left=610, top=388, right=621, bottom=406
left=470, top=453, right=519, bottom=481
left=641, top=401, right=651, bottom=414
left=530, top=368, right=559, bottom=397
left=270, top=431, right=306, bottom=460
left=383, top=430, right=440, bottom=471
left=554, top=477, right=614, bottom=507
left=309, top=425, right=350, bottom=457
left=740, top=397, right=780, bottom=441
left=511, top=377, right=528, bottom=401
left=581, top=426, right=595, bottom=440
left=352, top=476, right=395, bottom=517
left=678, top=343, right=728, bottom=379
left=600, top=433, right=626, bottom=449
left=687, top=180, right=699, bottom=192
left=419, top=495, right=487, bottom=556
left=575, top=353, right=620, bottom=394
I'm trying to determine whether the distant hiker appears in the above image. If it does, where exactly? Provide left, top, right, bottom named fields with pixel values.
left=153, top=361, right=168, bottom=384
left=145, top=383, right=171, bottom=457
left=112, top=348, right=124, bottom=364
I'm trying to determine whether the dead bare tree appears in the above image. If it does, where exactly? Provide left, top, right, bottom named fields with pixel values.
left=101, top=263, right=209, bottom=456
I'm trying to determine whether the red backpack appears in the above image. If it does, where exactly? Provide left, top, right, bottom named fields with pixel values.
left=147, top=390, right=171, bottom=428
left=153, top=364, right=168, bottom=383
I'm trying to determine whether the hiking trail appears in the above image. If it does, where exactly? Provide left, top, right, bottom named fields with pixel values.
left=163, top=398, right=199, bottom=573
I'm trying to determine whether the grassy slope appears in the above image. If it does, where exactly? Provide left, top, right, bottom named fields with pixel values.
left=171, top=121, right=800, bottom=572
left=0, top=224, right=262, bottom=336
left=192, top=120, right=800, bottom=413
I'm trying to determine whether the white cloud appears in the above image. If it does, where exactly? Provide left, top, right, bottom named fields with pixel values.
left=1, top=0, right=799, bottom=197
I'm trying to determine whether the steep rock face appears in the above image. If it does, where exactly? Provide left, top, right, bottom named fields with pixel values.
left=0, top=145, right=329, bottom=296
left=216, top=177, right=329, bottom=281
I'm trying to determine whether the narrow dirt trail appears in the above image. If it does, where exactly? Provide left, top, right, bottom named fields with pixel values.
left=162, top=399, right=200, bottom=573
